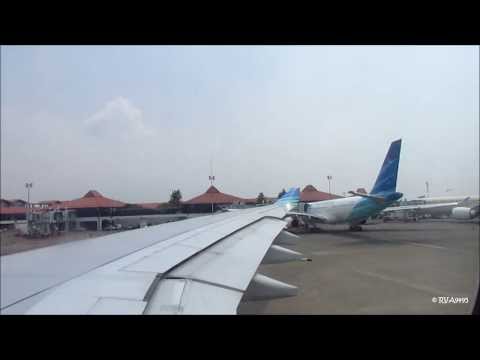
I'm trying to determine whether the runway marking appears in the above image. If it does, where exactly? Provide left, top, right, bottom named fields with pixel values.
left=311, top=250, right=370, bottom=256
left=352, top=269, right=450, bottom=296
left=311, top=251, right=342, bottom=256
left=405, top=242, right=471, bottom=254
left=408, top=242, right=449, bottom=250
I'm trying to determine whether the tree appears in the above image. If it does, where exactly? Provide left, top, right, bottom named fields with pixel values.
left=277, top=188, right=286, bottom=199
left=256, top=192, right=265, bottom=204
left=169, top=189, right=182, bottom=207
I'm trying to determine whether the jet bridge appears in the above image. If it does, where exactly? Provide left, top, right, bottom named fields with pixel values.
left=27, top=209, right=77, bottom=237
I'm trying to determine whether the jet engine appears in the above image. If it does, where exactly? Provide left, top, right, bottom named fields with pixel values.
left=284, top=216, right=299, bottom=228
left=451, top=207, right=479, bottom=220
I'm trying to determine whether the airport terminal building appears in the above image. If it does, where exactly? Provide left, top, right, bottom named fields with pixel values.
left=182, top=185, right=247, bottom=213
left=1, top=184, right=341, bottom=231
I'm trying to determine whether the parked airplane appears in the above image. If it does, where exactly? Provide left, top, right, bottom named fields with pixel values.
left=416, top=195, right=480, bottom=204
left=382, top=196, right=479, bottom=220
left=1, top=188, right=305, bottom=315
left=288, top=139, right=403, bottom=231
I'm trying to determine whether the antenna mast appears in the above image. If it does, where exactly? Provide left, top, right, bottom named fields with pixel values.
left=209, top=158, right=215, bottom=213
left=209, top=158, right=215, bottom=186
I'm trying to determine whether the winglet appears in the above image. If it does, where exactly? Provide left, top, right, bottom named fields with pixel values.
left=276, top=187, right=300, bottom=211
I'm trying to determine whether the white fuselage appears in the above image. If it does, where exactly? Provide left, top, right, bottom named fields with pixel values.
left=305, top=196, right=362, bottom=224
left=417, top=196, right=479, bottom=205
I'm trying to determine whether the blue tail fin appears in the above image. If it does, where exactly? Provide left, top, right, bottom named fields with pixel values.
left=276, top=187, right=300, bottom=211
left=370, top=139, right=402, bottom=195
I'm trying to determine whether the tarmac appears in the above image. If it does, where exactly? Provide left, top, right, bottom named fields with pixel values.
left=238, top=220, right=479, bottom=315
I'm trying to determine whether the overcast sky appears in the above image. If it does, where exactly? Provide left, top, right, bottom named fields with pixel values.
left=1, top=46, right=478, bottom=203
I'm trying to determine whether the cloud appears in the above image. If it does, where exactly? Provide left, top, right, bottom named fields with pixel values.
left=84, top=97, right=153, bottom=139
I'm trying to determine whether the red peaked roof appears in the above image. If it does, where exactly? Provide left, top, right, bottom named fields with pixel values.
left=59, top=190, right=125, bottom=209
left=0, top=206, right=28, bottom=215
left=184, top=185, right=245, bottom=205
left=300, top=185, right=343, bottom=202
left=0, top=206, right=49, bottom=215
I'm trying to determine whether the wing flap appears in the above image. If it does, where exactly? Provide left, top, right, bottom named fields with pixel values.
left=25, top=271, right=156, bottom=314
left=88, top=298, right=147, bottom=315
left=144, top=279, right=243, bottom=315
left=166, top=217, right=286, bottom=291
left=143, top=217, right=288, bottom=314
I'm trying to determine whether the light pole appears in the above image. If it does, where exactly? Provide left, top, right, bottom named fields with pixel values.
left=25, top=182, right=33, bottom=210
left=209, top=174, right=215, bottom=214
left=25, top=182, right=33, bottom=230
left=327, top=175, right=332, bottom=198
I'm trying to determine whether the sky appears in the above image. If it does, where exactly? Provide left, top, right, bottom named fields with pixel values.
left=1, top=46, right=478, bottom=203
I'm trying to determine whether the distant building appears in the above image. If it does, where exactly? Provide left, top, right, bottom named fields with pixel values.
left=242, top=196, right=276, bottom=205
left=118, top=202, right=180, bottom=216
left=182, top=185, right=245, bottom=213
left=300, top=185, right=343, bottom=203
left=0, top=198, right=48, bottom=228
left=137, top=202, right=166, bottom=209
left=0, top=199, right=28, bottom=223
left=0, top=205, right=28, bottom=222
left=56, top=190, right=126, bottom=230
left=1, top=186, right=286, bottom=230
left=59, top=190, right=125, bottom=210
left=37, top=200, right=62, bottom=208
left=2, top=190, right=188, bottom=231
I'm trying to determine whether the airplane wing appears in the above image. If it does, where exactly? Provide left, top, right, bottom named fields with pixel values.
left=383, top=202, right=460, bottom=212
left=1, top=188, right=302, bottom=315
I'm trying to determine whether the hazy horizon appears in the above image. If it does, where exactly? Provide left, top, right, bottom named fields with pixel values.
left=1, top=46, right=478, bottom=203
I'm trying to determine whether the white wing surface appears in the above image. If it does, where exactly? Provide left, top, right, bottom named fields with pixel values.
left=1, top=189, right=302, bottom=315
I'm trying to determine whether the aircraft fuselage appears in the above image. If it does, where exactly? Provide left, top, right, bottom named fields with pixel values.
left=305, top=193, right=402, bottom=225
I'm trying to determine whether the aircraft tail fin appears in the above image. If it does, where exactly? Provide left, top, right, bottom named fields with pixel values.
left=371, top=139, right=402, bottom=195
left=276, top=187, right=300, bottom=211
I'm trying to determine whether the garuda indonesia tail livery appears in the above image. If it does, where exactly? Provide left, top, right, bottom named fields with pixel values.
left=288, top=139, right=403, bottom=231
left=1, top=188, right=304, bottom=315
